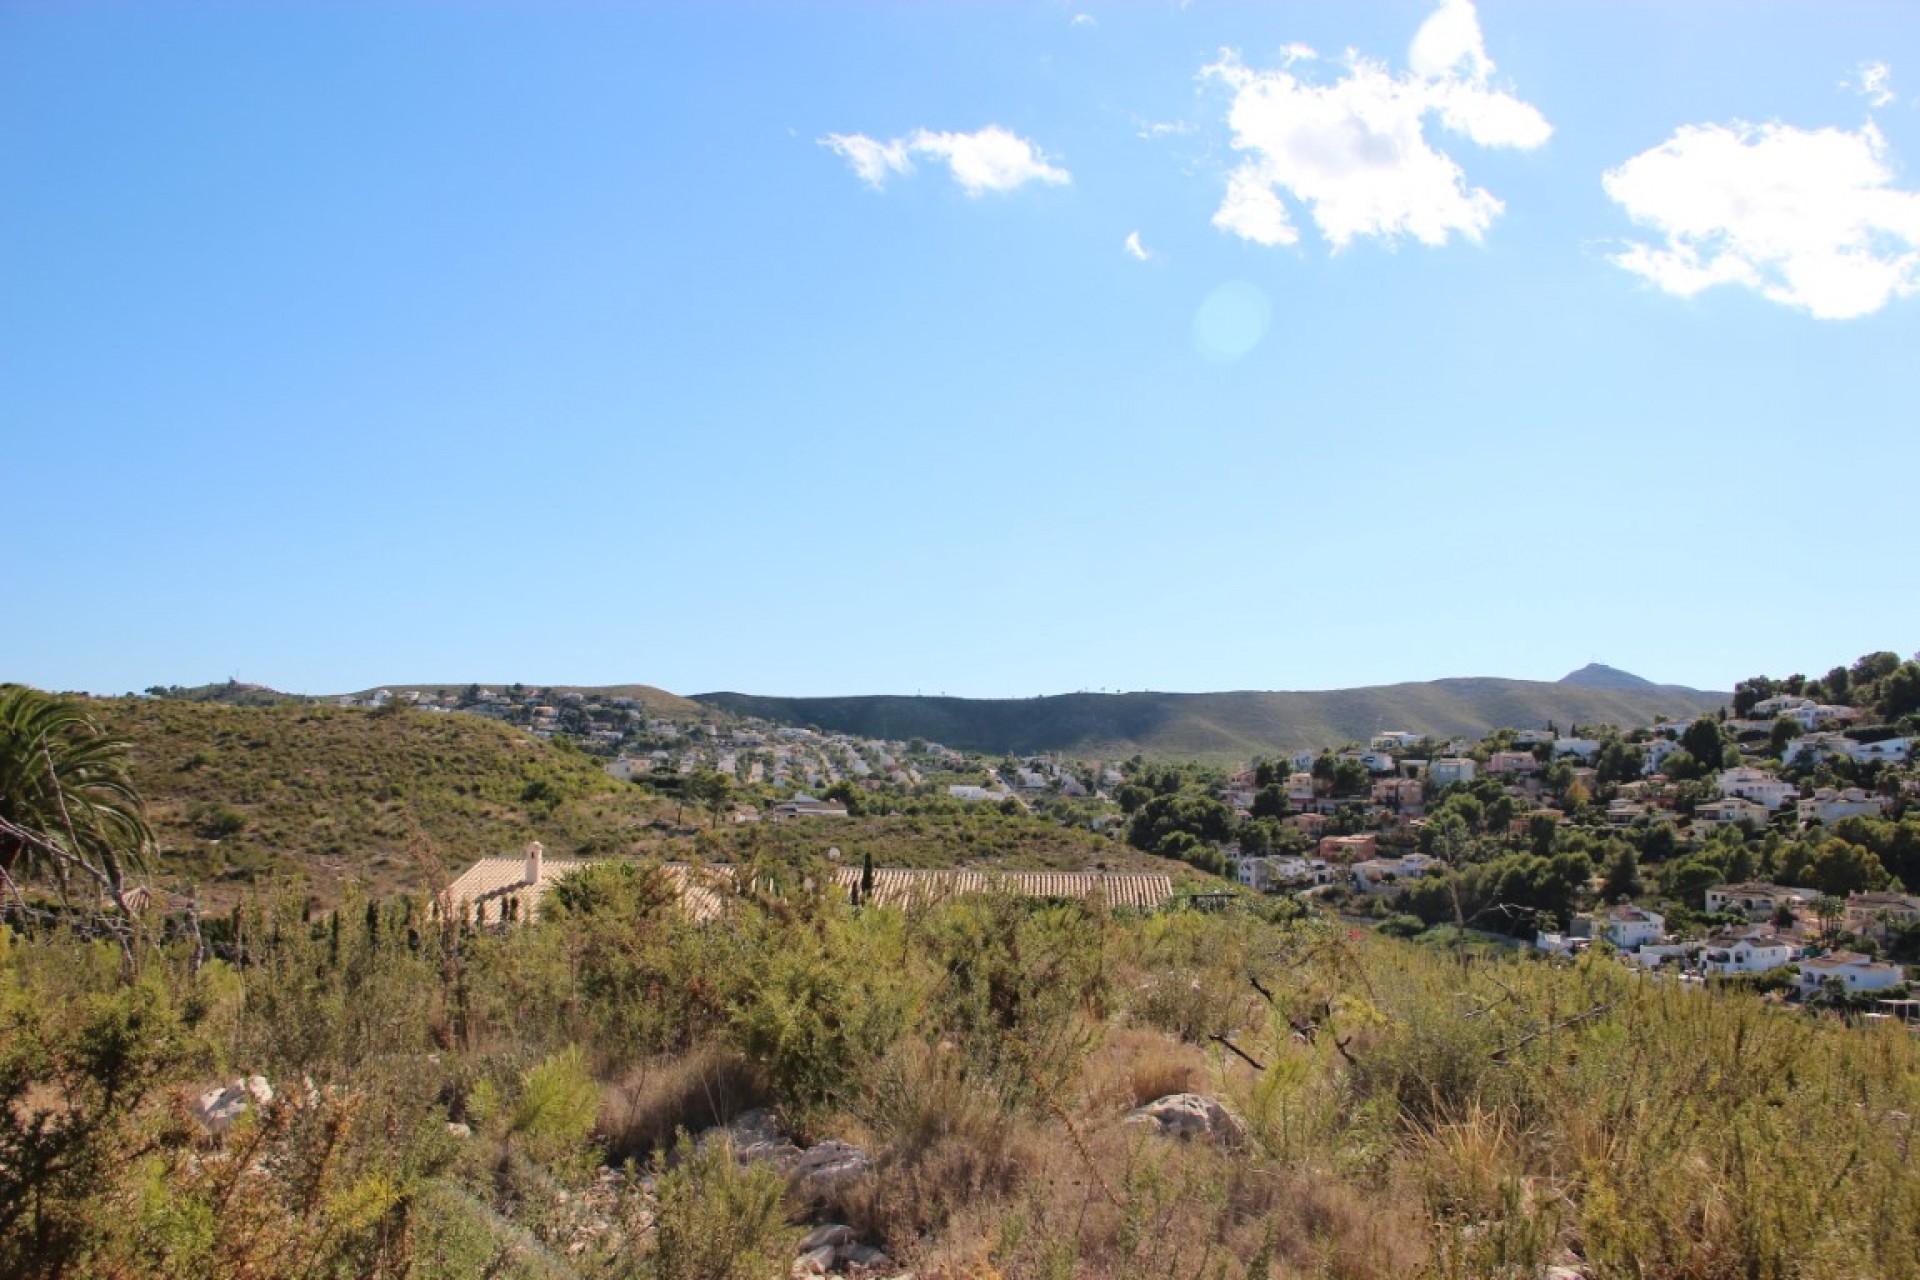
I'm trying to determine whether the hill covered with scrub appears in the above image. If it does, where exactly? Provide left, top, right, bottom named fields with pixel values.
left=4, top=877, right=1916, bottom=1279
left=82, top=696, right=1166, bottom=904
left=88, top=697, right=681, bottom=901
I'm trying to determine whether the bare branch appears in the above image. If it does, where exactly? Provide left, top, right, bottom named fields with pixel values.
left=1491, top=1002, right=1613, bottom=1062
left=1209, top=1033, right=1267, bottom=1072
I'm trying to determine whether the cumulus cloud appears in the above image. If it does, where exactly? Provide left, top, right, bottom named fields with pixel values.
left=821, top=126, right=1069, bottom=196
left=1124, top=231, right=1151, bottom=261
left=1203, top=0, right=1549, bottom=251
left=1849, top=61, right=1896, bottom=108
left=821, top=134, right=913, bottom=189
left=1602, top=120, right=1920, bottom=319
left=908, top=127, right=1071, bottom=195
left=1408, top=0, right=1491, bottom=83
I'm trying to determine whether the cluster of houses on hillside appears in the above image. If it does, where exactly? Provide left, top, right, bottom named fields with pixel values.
left=1535, top=883, right=1919, bottom=1002
left=338, top=686, right=976, bottom=793
left=1224, top=723, right=1911, bottom=869
left=340, top=685, right=658, bottom=746
left=1232, top=844, right=1444, bottom=895
left=604, top=725, right=965, bottom=796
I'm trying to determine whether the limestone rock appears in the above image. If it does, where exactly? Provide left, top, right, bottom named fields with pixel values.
left=792, top=1244, right=837, bottom=1276
left=841, top=1243, right=895, bottom=1269
left=794, top=1139, right=873, bottom=1191
left=799, top=1224, right=855, bottom=1253
left=705, top=1110, right=874, bottom=1195
left=193, top=1075, right=273, bottom=1132
left=1124, top=1092, right=1245, bottom=1145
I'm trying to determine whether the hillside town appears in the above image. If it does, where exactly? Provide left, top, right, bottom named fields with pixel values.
left=363, top=659, right=1920, bottom=1018
left=1210, top=676, right=1920, bottom=1014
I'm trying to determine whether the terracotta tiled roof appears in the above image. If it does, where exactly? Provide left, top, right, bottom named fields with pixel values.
left=441, top=858, right=1174, bottom=922
left=834, top=867, right=1172, bottom=911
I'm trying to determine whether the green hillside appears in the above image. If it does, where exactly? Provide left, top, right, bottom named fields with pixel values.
left=89, top=698, right=679, bottom=904
left=695, top=676, right=1729, bottom=761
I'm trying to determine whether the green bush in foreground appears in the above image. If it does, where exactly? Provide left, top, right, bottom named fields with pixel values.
left=2, top=880, right=1917, bottom=1279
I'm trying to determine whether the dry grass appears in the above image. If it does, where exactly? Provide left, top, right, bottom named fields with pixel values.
left=831, top=1038, right=1040, bottom=1252
left=596, top=1044, right=767, bottom=1165
left=1077, top=1025, right=1215, bottom=1112
left=917, top=1114, right=1430, bottom=1280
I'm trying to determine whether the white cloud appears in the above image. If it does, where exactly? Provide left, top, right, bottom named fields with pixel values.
left=908, top=127, right=1071, bottom=196
left=1202, top=0, right=1549, bottom=252
left=1603, top=120, right=1920, bottom=319
left=1849, top=61, right=1896, bottom=108
left=1212, top=165, right=1298, bottom=246
left=1072, top=12, right=1097, bottom=28
left=1124, top=231, right=1151, bottom=261
left=1427, top=78, right=1552, bottom=149
left=1408, top=0, right=1490, bottom=83
left=820, top=134, right=913, bottom=189
left=822, top=126, right=1069, bottom=196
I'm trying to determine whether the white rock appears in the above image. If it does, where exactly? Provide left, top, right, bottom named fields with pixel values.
left=1124, top=1093, right=1245, bottom=1145
left=193, top=1075, right=275, bottom=1132
left=791, top=1244, right=836, bottom=1276
left=795, top=1139, right=873, bottom=1185
left=841, top=1243, right=895, bottom=1269
left=799, top=1224, right=855, bottom=1253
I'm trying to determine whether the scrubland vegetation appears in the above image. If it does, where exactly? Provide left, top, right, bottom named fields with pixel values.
left=6, top=864, right=1920, bottom=1279
left=89, top=698, right=680, bottom=901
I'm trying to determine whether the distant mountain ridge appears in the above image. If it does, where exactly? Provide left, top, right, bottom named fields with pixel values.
left=132, top=668, right=1729, bottom=762
left=694, top=673, right=1728, bottom=761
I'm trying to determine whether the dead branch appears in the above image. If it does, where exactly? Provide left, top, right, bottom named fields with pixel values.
left=1491, top=1002, right=1614, bottom=1062
left=1209, top=1033, right=1267, bottom=1072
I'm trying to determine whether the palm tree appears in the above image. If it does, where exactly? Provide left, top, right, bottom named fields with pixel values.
left=0, top=685, right=153, bottom=909
left=1811, top=895, right=1847, bottom=948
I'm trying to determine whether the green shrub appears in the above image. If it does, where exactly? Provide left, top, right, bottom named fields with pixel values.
left=650, top=1133, right=796, bottom=1280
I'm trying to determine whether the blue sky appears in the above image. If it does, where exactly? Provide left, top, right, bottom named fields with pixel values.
left=3, top=1, right=1916, bottom=699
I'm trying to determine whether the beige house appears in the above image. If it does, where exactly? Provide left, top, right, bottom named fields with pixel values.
left=1705, top=882, right=1819, bottom=920
left=1844, top=892, right=1920, bottom=941
left=1318, top=833, right=1378, bottom=863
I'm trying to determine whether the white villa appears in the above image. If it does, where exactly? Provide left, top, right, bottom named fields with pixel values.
left=1350, top=853, right=1441, bottom=893
left=1797, top=952, right=1907, bottom=997
left=1698, top=929, right=1796, bottom=976
left=1797, top=787, right=1889, bottom=826
left=1591, top=904, right=1666, bottom=951
left=1694, top=797, right=1772, bottom=832
left=1716, top=767, right=1798, bottom=811
left=1705, top=883, right=1820, bottom=920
